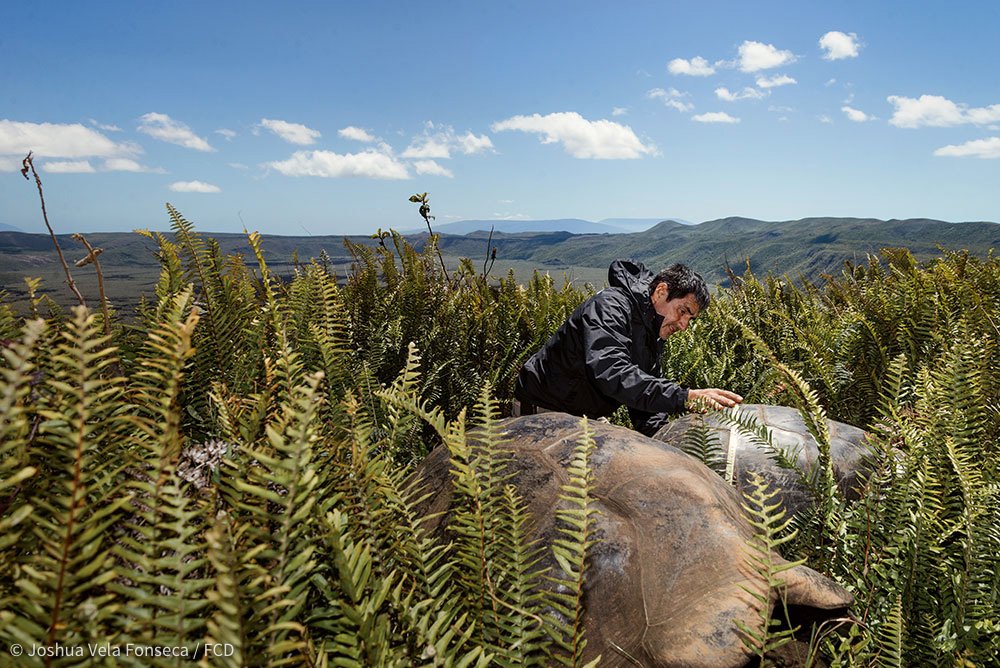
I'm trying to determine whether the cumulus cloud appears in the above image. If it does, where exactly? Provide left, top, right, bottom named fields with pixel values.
left=88, top=119, right=122, bottom=132
left=612, top=107, right=628, bottom=116
left=842, top=106, right=875, bottom=122
left=102, top=158, right=165, bottom=173
left=715, top=86, right=766, bottom=101
left=339, top=126, right=376, bottom=142
left=692, top=112, right=740, bottom=124
left=647, top=88, right=694, bottom=112
left=169, top=180, right=221, bottom=193
left=267, top=149, right=410, bottom=179
left=457, top=131, right=494, bottom=154
left=888, top=95, right=1000, bottom=128
left=0, top=120, right=139, bottom=159
left=402, top=123, right=494, bottom=159
left=44, top=160, right=96, bottom=173
left=738, top=41, right=796, bottom=72
left=412, top=159, right=454, bottom=177
left=259, top=118, right=321, bottom=145
left=668, top=56, right=716, bottom=76
left=756, top=74, right=796, bottom=89
left=491, top=112, right=657, bottom=159
left=934, top=137, right=1000, bottom=159
left=216, top=129, right=237, bottom=141
left=819, top=31, right=861, bottom=60
left=138, top=113, right=214, bottom=151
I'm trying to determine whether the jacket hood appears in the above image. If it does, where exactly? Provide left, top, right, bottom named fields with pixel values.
left=608, top=259, right=663, bottom=335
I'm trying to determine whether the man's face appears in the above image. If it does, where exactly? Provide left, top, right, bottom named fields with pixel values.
left=652, top=284, right=700, bottom=339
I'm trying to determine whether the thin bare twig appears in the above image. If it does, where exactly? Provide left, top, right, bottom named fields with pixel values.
left=482, top=225, right=497, bottom=280
left=72, top=234, right=111, bottom=336
left=20, top=152, right=86, bottom=307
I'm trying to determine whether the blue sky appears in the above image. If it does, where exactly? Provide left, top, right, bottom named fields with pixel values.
left=2, top=1, right=999, bottom=235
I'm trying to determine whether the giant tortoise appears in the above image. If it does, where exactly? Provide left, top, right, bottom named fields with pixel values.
left=412, top=412, right=853, bottom=667
left=652, top=404, right=871, bottom=517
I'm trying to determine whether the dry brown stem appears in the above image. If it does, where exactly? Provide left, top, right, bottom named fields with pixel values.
left=20, top=152, right=87, bottom=307
left=72, top=234, right=111, bottom=336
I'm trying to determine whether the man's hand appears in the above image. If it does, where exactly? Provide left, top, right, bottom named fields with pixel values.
left=686, top=388, right=744, bottom=412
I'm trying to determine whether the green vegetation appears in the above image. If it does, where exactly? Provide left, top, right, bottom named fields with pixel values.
left=0, top=203, right=998, bottom=666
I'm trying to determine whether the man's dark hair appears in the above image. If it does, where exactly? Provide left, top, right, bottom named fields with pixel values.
left=650, top=263, right=710, bottom=310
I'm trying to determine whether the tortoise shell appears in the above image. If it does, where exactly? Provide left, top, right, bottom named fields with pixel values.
left=652, top=404, right=871, bottom=516
left=412, top=412, right=853, bottom=667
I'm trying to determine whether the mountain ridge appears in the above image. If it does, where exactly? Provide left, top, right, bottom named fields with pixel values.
left=1, top=217, right=997, bottom=306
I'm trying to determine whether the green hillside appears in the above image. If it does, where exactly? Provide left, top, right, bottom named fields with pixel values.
left=2, top=216, right=997, bottom=310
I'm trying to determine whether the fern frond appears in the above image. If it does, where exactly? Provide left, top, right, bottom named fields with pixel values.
left=545, top=417, right=600, bottom=668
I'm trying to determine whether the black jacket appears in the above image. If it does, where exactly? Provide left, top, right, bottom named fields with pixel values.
left=515, top=259, right=689, bottom=436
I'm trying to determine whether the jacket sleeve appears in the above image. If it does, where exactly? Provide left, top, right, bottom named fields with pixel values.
left=580, top=291, right=689, bottom=415
left=628, top=409, right=673, bottom=438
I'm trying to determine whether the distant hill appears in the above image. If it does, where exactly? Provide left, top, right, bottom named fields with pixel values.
left=598, top=218, right=694, bottom=230
left=423, top=216, right=999, bottom=284
left=2, top=217, right=997, bottom=308
left=0, top=223, right=22, bottom=232
left=402, top=217, right=690, bottom=235
left=404, top=219, right=627, bottom=235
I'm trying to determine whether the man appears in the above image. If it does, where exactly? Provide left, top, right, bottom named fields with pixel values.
left=514, top=259, right=742, bottom=436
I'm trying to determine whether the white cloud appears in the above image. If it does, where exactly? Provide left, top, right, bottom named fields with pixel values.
left=138, top=113, right=214, bottom=151
left=88, top=119, right=122, bottom=132
left=819, top=31, right=861, bottom=60
left=491, top=111, right=657, bottom=159
left=228, top=162, right=249, bottom=170
left=403, top=135, right=450, bottom=159
left=769, top=105, right=795, bottom=113
left=738, top=41, right=796, bottom=72
left=715, top=86, right=766, bottom=102
left=887, top=94, right=1000, bottom=128
left=339, top=126, right=376, bottom=142
left=967, top=106, right=1000, bottom=125
left=402, top=124, right=494, bottom=159
left=934, top=137, right=1000, bottom=159
left=818, top=115, right=834, bottom=124
left=842, top=106, right=875, bottom=122
left=647, top=88, right=694, bottom=112
left=756, top=74, right=796, bottom=89
left=216, top=128, right=237, bottom=141
left=825, top=78, right=838, bottom=87
left=612, top=107, right=628, bottom=116
left=169, top=180, right=221, bottom=193
left=0, top=156, right=23, bottom=172
left=692, top=112, right=740, bottom=124
left=44, top=160, right=96, bottom=173
left=0, top=120, right=139, bottom=158
left=102, top=158, right=165, bottom=173
left=668, top=56, right=716, bottom=76
left=457, top=131, right=493, bottom=154
left=412, top=159, right=454, bottom=177
left=267, top=149, right=410, bottom=179
left=259, top=118, right=321, bottom=145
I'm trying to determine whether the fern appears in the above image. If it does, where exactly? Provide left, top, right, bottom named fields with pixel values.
left=1, top=307, right=128, bottom=652
left=735, top=471, right=804, bottom=661
left=545, top=418, right=601, bottom=668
